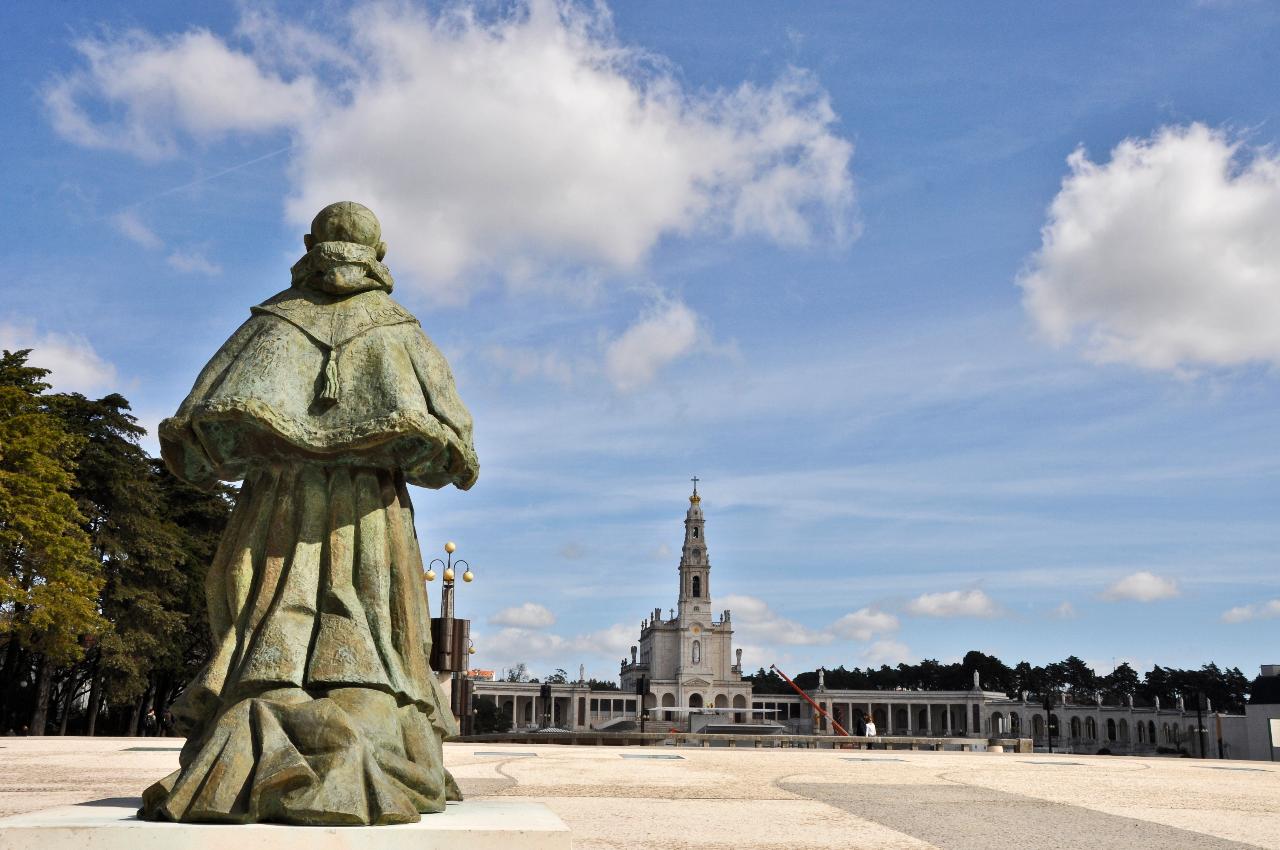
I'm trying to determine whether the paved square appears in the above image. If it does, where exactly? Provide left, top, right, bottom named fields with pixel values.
left=2, top=739, right=1278, bottom=849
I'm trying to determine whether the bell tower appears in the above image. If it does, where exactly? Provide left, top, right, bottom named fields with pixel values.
left=677, top=477, right=711, bottom=624
left=621, top=478, right=750, bottom=717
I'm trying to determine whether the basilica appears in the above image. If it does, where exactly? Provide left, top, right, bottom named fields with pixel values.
left=616, top=479, right=752, bottom=719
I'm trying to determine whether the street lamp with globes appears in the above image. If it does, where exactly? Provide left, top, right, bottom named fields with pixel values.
left=424, top=541, right=477, bottom=730
left=427, top=540, right=474, bottom=620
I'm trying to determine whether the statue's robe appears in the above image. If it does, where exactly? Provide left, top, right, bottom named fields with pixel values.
left=142, top=280, right=478, bottom=825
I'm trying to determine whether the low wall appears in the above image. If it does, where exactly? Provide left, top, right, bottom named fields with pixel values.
left=455, top=730, right=1033, bottom=752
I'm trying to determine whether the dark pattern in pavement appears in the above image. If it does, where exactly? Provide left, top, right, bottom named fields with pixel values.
left=780, top=782, right=1260, bottom=850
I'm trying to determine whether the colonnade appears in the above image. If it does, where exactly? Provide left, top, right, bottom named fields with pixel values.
left=479, top=687, right=642, bottom=731
left=818, top=700, right=976, bottom=735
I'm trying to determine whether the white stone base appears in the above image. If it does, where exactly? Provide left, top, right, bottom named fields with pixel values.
left=0, top=800, right=570, bottom=850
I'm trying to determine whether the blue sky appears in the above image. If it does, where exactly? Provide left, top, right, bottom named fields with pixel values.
left=3, top=1, right=1280, bottom=682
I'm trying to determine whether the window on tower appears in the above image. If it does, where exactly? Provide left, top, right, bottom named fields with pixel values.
left=692, top=575, right=701, bottom=597
left=693, top=527, right=699, bottom=538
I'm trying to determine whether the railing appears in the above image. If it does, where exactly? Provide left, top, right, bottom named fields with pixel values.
left=455, top=730, right=1033, bottom=752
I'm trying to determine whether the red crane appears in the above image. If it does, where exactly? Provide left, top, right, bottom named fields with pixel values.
left=770, top=664, right=850, bottom=736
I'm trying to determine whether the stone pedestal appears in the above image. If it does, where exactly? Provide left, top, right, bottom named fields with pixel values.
left=0, top=800, right=570, bottom=850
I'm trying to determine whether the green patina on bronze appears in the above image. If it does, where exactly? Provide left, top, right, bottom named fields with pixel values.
left=140, top=202, right=479, bottom=825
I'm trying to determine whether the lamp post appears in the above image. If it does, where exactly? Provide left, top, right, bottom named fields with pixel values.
left=637, top=675, right=648, bottom=734
left=424, top=541, right=476, bottom=723
left=1195, top=690, right=1207, bottom=759
left=539, top=683, right=553, bottom=730
left=427, top=540, right=474, bottom=621
left=1043, top=692, right=1055, bottom=754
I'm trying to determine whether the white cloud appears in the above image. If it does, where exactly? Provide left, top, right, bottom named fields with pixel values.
left=1101, top=571, right=1180, bottom=602
left=0, top=322, right=118, bottom=395
left=490, top=602, right=557, bottom=628
left=479, top=627, right=572, bottom=670
left=46, top=2, right=856, bottom=302
left=1221, top=599, right=1280, bottom=624
left=905, top=589, right=1002, bottom=618
left=475, top=620, right=633, bottom=678
left=831, top=607, right=899, bottom=641
left=861, top=639, right=912, bottom=666
left=604, top=299, right=702, bottom=391
left=721, top=594, right=831, bottom=646
left=577, top=622, right=635, bottom=657
left=166, top=249, right=222, bottom=276
left=1050, top=601, right=1077, bottom=619
left=45, top=29, right=316, bottom=160
left=487, top=345, right=575, bottom=385
left=721, top=595, right=898, bottom=649
left=112, top=210, right=222, bottom=275
left=112, top=210, right=163, bottom=249
left=1019, top=123, right=1280, bottom=372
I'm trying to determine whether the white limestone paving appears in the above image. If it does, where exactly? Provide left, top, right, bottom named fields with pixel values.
left=2, top=737, right=1279, bottom=849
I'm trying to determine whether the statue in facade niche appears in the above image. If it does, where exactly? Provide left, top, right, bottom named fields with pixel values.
left=141, top=202, right=479, bottom=825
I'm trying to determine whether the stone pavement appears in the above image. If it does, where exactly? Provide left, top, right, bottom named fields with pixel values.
left=2, top=737, right=1279, bottom=849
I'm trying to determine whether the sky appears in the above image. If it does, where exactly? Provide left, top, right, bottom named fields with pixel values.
left=3, top=1, right=1280, bottom=683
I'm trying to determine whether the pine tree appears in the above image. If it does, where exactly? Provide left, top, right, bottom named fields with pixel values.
left=147, top=460, right=233, bottom=718
left=0, top=351, right=103, bottom=734
left=45, top=392, right=187, bottom=734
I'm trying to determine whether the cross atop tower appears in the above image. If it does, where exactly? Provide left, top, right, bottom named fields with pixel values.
left=690, top=475, right=700, bottom=504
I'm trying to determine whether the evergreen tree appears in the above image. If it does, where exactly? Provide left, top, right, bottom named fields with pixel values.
left=45, top=392, right=206, bottom=734
left=962, top=650, right=1014, bottom=692
left=1011, top=661, right=1042, bottom=697
left=149, top=461, right=233, bottom=713
left=746, top=666, right=789, bottom=694
left=1057, top=656, right=1101, bottom=701
left=1101, top=662, right=1139, bottom=701
left=0, top=351, right=103, bottom=733
left=502, top=663, right=531, bottom=683
left=472, top=696, right=511, bottom=733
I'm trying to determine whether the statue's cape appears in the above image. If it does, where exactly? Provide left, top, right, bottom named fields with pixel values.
left=160, top=286, right=479, bottom=491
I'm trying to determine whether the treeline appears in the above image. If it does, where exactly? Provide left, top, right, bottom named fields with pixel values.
left=751, top=650, right=1254, bottom=713
left=0, top=350, right=233, bottom=735
left=500, top=664, right=620, bottom=690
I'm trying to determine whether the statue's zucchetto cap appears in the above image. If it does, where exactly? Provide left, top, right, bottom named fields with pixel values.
left=310, top=201, right=382, bottom=247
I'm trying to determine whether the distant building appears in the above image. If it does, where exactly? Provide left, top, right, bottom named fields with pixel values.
left=617, top=478, right=752, bottom=721
left=471, top=486, right=1275, bottom=760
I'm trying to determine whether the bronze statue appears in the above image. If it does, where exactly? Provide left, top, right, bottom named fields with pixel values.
left=142, top=202, right=478, bottom=825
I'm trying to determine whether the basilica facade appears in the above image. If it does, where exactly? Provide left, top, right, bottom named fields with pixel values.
left=617, top=480, right=752, bottom=719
